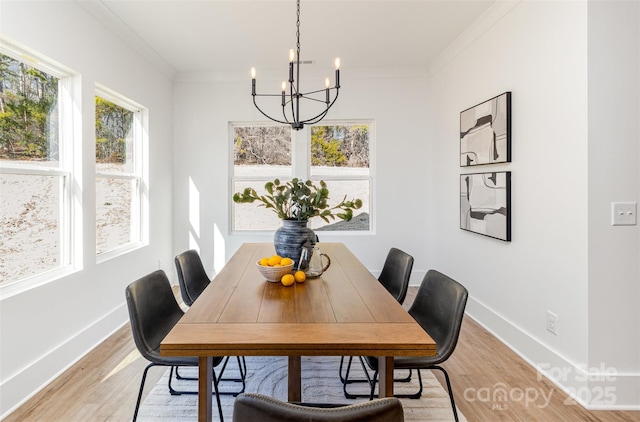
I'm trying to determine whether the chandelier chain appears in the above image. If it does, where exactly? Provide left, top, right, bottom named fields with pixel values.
left=296, top=0, right=301, bottom=59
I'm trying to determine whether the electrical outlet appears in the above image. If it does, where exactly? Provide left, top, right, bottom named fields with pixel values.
left=611, top=202, right=637, bottom=226
left=546, top=311, right=558, bottom=335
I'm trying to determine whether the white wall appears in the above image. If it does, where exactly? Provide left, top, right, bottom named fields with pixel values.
left=172, top=69, right=432, bottom=281
left=428, top=0, right=639, bottom=408
left=0, top=1, right=174, bottom=417
left=2, top=0, right=638, bottom=417
left=587, top=0, right=640, bottom=407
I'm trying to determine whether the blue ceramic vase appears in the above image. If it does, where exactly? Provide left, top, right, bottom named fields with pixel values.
left=274, top=219, right=316, bottom=268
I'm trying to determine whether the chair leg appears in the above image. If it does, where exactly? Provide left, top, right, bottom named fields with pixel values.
left=340, top=356, right=411, bottom=385
left=175, top=365, right=192, bottom=380
left=338, top=356, right=350, bottom=384
left=168, top=366, right=198, bottom=395
left=135, top=363, right=226, bottom=421
left=369, top=371, right=378, bottom=401
left=215, top=356, right=246, bottom=396
left=132, top=362, right=156, bottom=422
left=431, top=365, right=459, bottom=422
left=173, top=357, right=247, bottom=396
left=343, top=356, right=376, bottom=399
left=212, top=365, right=224, bottom=422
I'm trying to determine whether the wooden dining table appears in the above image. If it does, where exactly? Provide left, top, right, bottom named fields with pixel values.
left=161, top=242, right=436, bottom=422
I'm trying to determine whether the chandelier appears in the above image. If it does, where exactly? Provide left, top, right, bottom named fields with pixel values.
left=251, top=0, right=340, bottom=130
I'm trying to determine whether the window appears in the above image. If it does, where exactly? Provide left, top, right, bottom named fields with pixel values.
left=0, top=45, right=75, bottom=286
left=231, top=121, right=372, bottom=232
left=95, top=87, right=145, bottom=256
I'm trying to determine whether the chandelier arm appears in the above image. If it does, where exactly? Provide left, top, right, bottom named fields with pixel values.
left=299, top=86, right=339, bottom=97
left=300, top=95, right=333, bottom=104
left=298, top=89, right=340, bottom=125
left=252, top=96, right=290, bottom=125
left=282, top=103, right=292, bottom=125
left=253, top=93, right=289, bottom=98
left=305, top=110, right=330, bottom=126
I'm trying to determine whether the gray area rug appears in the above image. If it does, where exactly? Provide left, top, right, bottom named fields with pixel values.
left=137, top=355, right=465, bottom=421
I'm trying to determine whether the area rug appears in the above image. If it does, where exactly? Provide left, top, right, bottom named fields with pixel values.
left=136, top=355, right=466, bottom=421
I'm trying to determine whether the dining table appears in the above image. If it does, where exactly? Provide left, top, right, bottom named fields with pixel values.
left=161, top=242, right=436, bottom=422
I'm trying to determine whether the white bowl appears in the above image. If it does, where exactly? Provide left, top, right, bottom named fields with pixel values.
left=256, top=261, right=295, bottom=283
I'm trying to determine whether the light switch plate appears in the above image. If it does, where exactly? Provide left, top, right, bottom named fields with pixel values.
left=611, top=202, right=637, bottom=226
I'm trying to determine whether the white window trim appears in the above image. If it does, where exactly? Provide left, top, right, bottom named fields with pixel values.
left=0, top=36, right=80, bottom=298
left=94, top=85, right=147, bottom=260
left=229, top=120, right=375, bottom=234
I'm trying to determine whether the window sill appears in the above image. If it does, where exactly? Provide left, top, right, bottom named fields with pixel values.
left=0, top=265, right=79, bottom=301
left=96, top=241, right=145, bottom=265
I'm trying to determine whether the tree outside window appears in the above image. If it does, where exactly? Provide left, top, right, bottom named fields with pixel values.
left=95, top=90, right=144, bottom=256
left=0, top=50, right=70, bottom=285
left=231, top=122, right=372, bottom=232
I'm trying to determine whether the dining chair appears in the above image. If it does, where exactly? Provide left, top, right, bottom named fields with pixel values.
left=342, top=269, right=468, bottom=422
left=338, top=247, right=414, bottom=386
left=125, top=270, right=225, bottom=422
left=232, top=392, right=404, bottom=422
left=174, top=249, right=247, bottom=393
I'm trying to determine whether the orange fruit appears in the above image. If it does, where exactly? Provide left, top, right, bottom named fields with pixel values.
left=281, top=273, right=295, bottom=286
left=294, top=270, right=306, bottom=283
left=280, top=257, right=294, bottom=266
left=268, top=255, right=282, bottom=266
left=259, top=257, right=270, bottom=266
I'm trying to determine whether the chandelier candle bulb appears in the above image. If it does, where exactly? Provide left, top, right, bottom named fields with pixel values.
left=335, top=58, right=341, bottom=87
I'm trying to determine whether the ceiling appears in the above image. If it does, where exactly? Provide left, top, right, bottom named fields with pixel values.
left=81, top=0, right=495, bottom=76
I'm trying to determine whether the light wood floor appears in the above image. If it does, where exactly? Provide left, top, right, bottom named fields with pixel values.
left=5, top=287, right=639, bottom=421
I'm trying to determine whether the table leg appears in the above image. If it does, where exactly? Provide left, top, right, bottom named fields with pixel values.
left=288, top=356, right=302, bottom=402
left=377, top=356, right=394, bottom=397
left=198, top=356, right=213, bottom=422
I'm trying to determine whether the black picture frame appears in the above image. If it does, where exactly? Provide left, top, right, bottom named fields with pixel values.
left=460, top=171, right=511, bottom=241
left=460, top=92, right=511, bottom=167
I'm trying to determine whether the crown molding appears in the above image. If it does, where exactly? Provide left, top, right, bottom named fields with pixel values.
left=75, top=0, right=176, bottom=80
left=427, top=0, right=523, bottom=76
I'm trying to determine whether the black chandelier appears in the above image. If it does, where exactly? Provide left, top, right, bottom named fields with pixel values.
left=251, top=0, right=340, bottom=130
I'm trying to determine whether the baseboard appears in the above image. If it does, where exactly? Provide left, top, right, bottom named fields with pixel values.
left=466, top=296, right=640, bottom=410
left=0, top=304, right=128, bottom=419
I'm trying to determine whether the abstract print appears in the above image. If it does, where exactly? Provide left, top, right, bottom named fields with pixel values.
left=460, top=172, right=511, bottom=241
left=460, top=92, right=511, bottom=166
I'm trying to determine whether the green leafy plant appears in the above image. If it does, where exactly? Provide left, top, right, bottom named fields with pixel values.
left=233, top=178, right=362, bottom=223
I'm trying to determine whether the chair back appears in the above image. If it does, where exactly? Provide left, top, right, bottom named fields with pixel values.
left=174, top=249, right=210, bottom=306
left=378, top=247, right=414, bottom=304
left=125, top=270, right=185, bottom=363
left=408, top=269, right=468, bottom=363
left=233, top=393, right=404, bottom=422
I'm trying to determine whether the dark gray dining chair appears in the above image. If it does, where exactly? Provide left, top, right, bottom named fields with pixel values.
left=342, top=269, right=468, bottom=422
left=125, top=269, right=225, bottom=421
left=175, top=249, right=210, bottom=307
left=174, top=249, right=247, bottom=393
left=339, top=247, right=414, bottom=386
left=232, top=392, right=404, bottom=422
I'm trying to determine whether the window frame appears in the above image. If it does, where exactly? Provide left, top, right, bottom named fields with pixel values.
left=0, top=38, right=78, bottom=296
left=94, top=85, right=147, bottom=261
left=229, top=120, right=374, bottom=234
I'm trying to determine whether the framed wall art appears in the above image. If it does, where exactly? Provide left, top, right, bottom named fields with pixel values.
left=460, top=171, right=511, bottom=241
left=460, top=92, right=511, bottom=166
